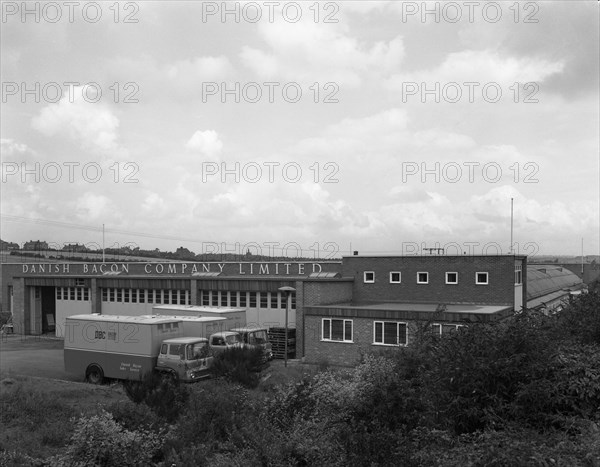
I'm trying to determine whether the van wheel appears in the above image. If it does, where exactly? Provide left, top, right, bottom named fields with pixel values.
left=86, top=364, right=104, bottom=384
left=161, top=371, right=178, bottom=385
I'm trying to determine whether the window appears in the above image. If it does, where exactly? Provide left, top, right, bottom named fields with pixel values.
left=260, top=292, right=268, bottom=309
left=220, top=291, right=228, bottom=307
left=155, top=290, right=162, bottom=304
left=123, top=289, right=129, bottom=303
left=201, top=291, right=209, bottom=306
left=110, top=288, right=115, bottom=302
left=476, top=272, right=489, bottom=285
left=431, top=323, right=465, bottom=336
left=139, top=290, right=145, bottom=304
left=389, top=272, right=401, bottom=283
left=417, top=272, right=429, bottom=284
left=249, top=292, right=257, bottom=308
left=168, top=344, right=181, bottom=356
left=83, top=288, right=89, bottom=301
left=364, top=271, right=375, bottom=283
left=270, top=293, right=278, bottom=309
left=70, top=288, right=75, bottom=300
left=131, top=290, right=137, bottom=303
left=231, top=292, right=239, bottom=307
left=75, top=278, right=85, bottom=287
left=57, top=288, right=62, bottom=300
left=179, top=290, right=186, bottom=305
left=515, top=265, right=522, bottom=285
left=116, top=289, right=122, bottom=302
left=171, top=290, right=178, bottom=305
left=446, top=272, right=458, bottom=284
left=374, top=321, right=408, bottom=346
left=240, top=292, right=247, bottom=307
left=291, top=292, right=296, bottom=310
left=322, top=318, right=353, bottom=342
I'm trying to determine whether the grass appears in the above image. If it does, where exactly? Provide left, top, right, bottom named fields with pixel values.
left=0, top=376, right=126, bottom=460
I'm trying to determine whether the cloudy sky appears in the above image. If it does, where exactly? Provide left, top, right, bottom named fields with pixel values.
left=1, top=1, right=598, bottom=258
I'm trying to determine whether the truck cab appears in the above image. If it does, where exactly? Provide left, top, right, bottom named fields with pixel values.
left=231, top=327, right=273, bottom=361
left=157, top=337, right=214, bottom=382
left=209, top=331, right=243, bottom=354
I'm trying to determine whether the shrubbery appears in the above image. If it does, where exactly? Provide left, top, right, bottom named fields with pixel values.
left=4, top=292, right=600, bottom=465
left=210, top=346, right=265, bottom=388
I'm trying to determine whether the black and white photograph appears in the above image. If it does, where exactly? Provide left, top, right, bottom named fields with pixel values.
left=1, top=1, right=599, bottom=465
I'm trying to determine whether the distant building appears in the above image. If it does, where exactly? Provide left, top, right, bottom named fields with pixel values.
left=23, top=240, right=49, bottom=251
left=526, top=265, right=586, bottom=312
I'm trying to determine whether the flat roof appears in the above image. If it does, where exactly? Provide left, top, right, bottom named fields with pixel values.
left=65, top=314, right=181, bottom=324
left=161, top=337, right=209, bottom=344
left=142, top=314, right=227, bottom=322
left=312, top=302, right=511, bottom=315
left=152, top=305, right=245, bottom=314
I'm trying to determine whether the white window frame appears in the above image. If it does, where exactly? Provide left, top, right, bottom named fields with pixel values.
left=445, top=272, right=458, bottom=284
left=514, top=264, right=522, bottom=285
left=417, top=272, right=429, bottom=284
left=373, top=321, right=408, bottom=346
left=322, top=318, right=353, bottom=342
left=432, top=323, right=466, bottom=336
left=364, top=271, right=375, bottom=283
left=476, top=272, right=489, bottom=285
left=389, top=271, right=401, bottom=283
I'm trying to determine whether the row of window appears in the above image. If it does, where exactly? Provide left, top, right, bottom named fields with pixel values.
left=199, top=290, right=296, bottom=310
left=364, top=271, right=490, bottom=285
left=56, top=287, right=90, bottom=301
left=321, top=319, right=465, bottom=345
left=101, top=288, right=192, bottom=305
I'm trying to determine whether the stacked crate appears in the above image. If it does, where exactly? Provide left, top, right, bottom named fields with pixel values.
left=268, top=327, right=296, bottom=359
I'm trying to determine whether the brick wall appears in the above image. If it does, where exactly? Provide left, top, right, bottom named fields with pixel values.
left=296, top=280, right=353, bottom=359
left=304, top=315, right=439, bottom=366
left=342, top=256, right=520, bottom=306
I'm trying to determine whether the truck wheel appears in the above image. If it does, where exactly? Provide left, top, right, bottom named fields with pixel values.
left=160, top=371, right=178, bottom=385
left=86, top=364, right=104, bottom=384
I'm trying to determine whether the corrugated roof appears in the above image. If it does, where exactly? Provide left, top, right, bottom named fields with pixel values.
left=527, top=265, right=583, bottom=300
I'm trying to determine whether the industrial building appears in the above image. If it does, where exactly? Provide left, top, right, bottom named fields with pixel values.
left=0, top=254, right=586, bottom=365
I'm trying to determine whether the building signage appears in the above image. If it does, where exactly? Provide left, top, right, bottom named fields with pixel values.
left=19, top=262, right=335, bottom=276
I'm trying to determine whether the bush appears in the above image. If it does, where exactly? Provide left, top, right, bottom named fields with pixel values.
left=122, top=371, right=189, bottom=423
left=211, top=347, right=265, bottom=388
left=55, top=410, right=164, bottom=467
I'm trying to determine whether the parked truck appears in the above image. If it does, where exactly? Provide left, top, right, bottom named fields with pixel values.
left=64, top=314, right=214, bottom=384
left=231, top=326, right=273, bottom=361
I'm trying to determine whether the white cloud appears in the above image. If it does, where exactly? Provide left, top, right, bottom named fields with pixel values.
left=241, top=20, right=404, bottom=87
left=185, top=130, right=223, bottom=157
left=31, top=86, right=123, bottom=155
left=74, top=192, right=116, bottom=222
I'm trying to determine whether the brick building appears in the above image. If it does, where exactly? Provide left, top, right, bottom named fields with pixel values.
left=0, top=254, right=585, bottom=366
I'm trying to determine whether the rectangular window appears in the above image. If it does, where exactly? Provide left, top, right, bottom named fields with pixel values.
left=476, top=272, right=489, bottom=285
left=70, top=288, right=75, bottom=300
left=155, top=290, right=162, bottom=304
left=291, top=292, right=296, bottom=310
left=77, top=288, right=82, bottom=301
left=417, top=272, right=429, bottom=284
left=374, top=321, right=408, bottom=346
left=220, top=291, right=228, bottom=307
left=515, top=265, right=522, bottom=285
left=240, top=292, right=247, bottom=307
left=446, top=272, right=458, bottom=284
left=260, top=292, right=268, bottom=309
left=433, top=323, right=465, bottom=336
left=56, top=288, right=62, bottom=300
left=139, top=290, right=145, bottom=303
left=322, top=318, right=353, bottom=342
left=179, top=290, right=186, bottom=305
left=389, top=272, right=401, bottom=283
left=270, top=293, right=278, bottom=309
left=431, top=323, right=442, bottom=336
left=171, top=290, right=178, bottom=305
left=131, top=290, right=137, bottom=303
left=75, top=278, right=85, bottom=287
left=123, top=289, right=130, bottom=303
left=201, top=291, right=209, bottom=306
left=83, top=288, right=89, bottom=301
left=110, top=288, right=115, bottom=302
left=364, top=271, right=375, bottom=283
left=249, top=292, right=257, bottom=308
